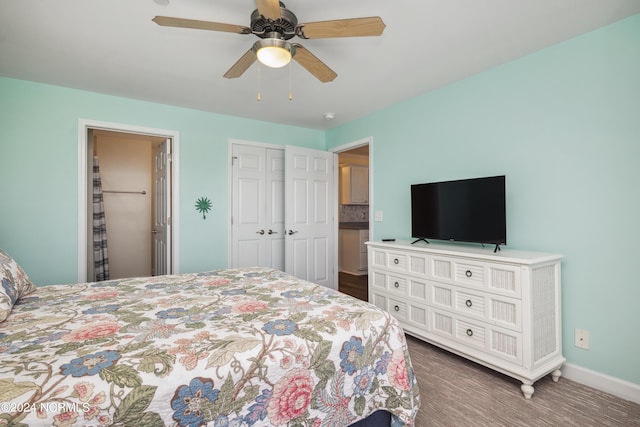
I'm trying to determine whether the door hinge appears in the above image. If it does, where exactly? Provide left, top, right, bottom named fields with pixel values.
left=168, top=217, right=172, bottom=225
left=167, top=153, right=172, bottom=162
left=232, top=156, right=238, bottom=166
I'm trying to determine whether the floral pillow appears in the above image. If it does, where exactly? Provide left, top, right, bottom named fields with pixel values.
left=0, top=248, right=36, bottom=322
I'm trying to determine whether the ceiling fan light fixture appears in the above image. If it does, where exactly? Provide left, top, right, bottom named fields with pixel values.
left=253, top=38, right=295, bottom=68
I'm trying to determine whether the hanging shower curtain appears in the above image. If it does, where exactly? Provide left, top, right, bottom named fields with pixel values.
left=93, top=156, right=110, bottom=281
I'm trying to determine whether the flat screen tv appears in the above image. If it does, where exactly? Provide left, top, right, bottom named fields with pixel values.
left=411, top=175, right=506, bottom=251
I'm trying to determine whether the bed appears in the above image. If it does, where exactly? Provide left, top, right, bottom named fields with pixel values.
left=0, top=250, right=419, bottom=426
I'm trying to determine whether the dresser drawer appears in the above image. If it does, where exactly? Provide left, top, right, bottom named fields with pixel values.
left=430, top=255, right=522, bottom=298
left=455, top=289, right=485, bottom=319
left=430, top=281, right=522, bottom=332
left=371, top=270, right=428, bottom=303
left=388, top=297, right=408, bottom=321
left=370, top=290, right=428, bottom=330
left=431, top=256, right=486, bottom=287
left=456, top=317, right=487, bottom=350
left=455, top=289, right=522, bottom=332
left=455, top=262, right=485, bottom=286
left=428, top=308, right=523, bottom=365
left=387, top=275, right=408, bottom=294
left=371, top=270, right=405, bottom=294
left=387, top=252, right=408, bottom=271
left=370, top=248, right=404, bottom=270
left=369, top=248, right=428, bottom=276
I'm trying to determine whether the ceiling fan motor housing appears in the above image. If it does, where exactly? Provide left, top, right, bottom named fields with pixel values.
left=250, top=3, right=298, bottom=40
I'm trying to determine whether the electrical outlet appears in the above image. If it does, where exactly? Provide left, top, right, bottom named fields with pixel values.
left=575, top=328, right=590, bottom=350
left=374, top=210, right=383, bottom=222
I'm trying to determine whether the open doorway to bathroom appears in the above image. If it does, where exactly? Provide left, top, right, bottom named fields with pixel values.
left=337, top=143, right=370, bottom=301
left=89, top=130, right=169, bottom=280
left=77, top=119, right=180, bottom=284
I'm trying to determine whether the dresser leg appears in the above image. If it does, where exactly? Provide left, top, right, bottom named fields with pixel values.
left=551, top=369, right=562, bottom=383
left=521, top=383, right=535, bottom=399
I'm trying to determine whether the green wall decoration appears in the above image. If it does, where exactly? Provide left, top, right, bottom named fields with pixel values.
left=195, top=197, right=212, bottom=219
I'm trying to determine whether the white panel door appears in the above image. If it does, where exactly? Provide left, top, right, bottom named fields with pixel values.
left=152, top=139, right=171, bottom=276
left=284, top=145, right=335, bottom=289
left=266, top=149, right=285, bottom=271
left=231, top=145, right=285, bottom=269
left=231, top=144, right=266, bottom=267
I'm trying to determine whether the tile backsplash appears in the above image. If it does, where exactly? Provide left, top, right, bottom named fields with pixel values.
left=340, top=204, right=369, bottom=222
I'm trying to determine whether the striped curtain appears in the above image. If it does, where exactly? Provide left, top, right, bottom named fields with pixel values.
left=92, top=156, right=110, bottom=281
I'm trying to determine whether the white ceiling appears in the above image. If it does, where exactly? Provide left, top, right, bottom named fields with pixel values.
left=1, top=1, right=639, bottom=130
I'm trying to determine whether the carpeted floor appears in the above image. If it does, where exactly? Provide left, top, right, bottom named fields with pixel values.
left=406, top=335, right=640, bottom=426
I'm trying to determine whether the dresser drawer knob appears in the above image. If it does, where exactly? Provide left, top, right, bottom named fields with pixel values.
left=393, top=258, right=399, bottom=265
left=466, top=328, right=474, bottom=337
left=465, top=299, right=472, bottom=307
left=394, top=281, right=400, bottom=288
left=465, top=270, right=472, bottom=278
left=394, top=305, right=400, bottom=312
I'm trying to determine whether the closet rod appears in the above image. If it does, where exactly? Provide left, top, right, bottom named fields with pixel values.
left=103, top=190, right=147, bottom=195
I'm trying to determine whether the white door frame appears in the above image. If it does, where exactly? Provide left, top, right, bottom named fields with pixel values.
left=77, top=119, right=180, bottom=282
left=330, top=136, right=373, bottom=288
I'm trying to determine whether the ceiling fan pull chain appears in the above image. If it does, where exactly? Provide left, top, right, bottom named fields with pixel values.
left=288, top=61, right=293, bottom=101
left=257, top=64, right=262, bottom=102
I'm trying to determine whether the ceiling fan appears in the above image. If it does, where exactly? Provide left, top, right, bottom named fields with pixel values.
left=152, top=0, right=386, bottom=83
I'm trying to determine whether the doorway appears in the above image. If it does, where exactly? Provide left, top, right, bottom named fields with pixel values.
left=228, top=140, right=336, bottom=289
left=334, top=139, right=371, bottom=302
left=91, top=130, right=166, bottom=279
left=77, top=119, right=180, bottom=283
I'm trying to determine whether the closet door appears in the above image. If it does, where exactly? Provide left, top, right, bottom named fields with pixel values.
left=230, top=143, right=335, bottom=290
left=265, top=149, right=285, bottom=270
left=231, top=144, right=267, bottom=267
left=231, top=144, right=284, bottom=269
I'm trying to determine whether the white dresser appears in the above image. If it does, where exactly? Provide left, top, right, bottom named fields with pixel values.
left=367, top=240, right=564, bottom=398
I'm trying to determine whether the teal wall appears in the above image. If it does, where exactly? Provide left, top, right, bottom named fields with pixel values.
left=327, top=15, right=640, bottom=385
left=0, top=78, right=324, bottom=285
left=1, top=14, right=638, bottom=387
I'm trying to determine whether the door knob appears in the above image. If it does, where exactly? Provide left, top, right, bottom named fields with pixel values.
left=287, top=230, right=298, bottom=235
left=268, top=229, right=278, bottom=235
left=151, top=229, right=158, bottom=234
left=256, top=229, right=265, bottom=235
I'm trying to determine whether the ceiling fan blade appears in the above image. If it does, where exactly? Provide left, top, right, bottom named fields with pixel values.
left=152, top=16, right=251, bottom=34
left=224, top=49, right=257, bottom=79
left=256, top=0, right=281, bottom=20
left=297, top=17, right=386, bottom=39
left=293, top=45, right=337, bottom=83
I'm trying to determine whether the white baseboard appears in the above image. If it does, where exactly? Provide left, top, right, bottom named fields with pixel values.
left=562, top=362, right=640, bottom=404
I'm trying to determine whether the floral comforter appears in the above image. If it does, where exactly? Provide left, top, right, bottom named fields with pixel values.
left=0, top=268, right=419, bottom=426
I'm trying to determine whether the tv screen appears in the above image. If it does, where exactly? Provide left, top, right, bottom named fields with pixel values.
left=411, top=175, right=506, bottom=247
